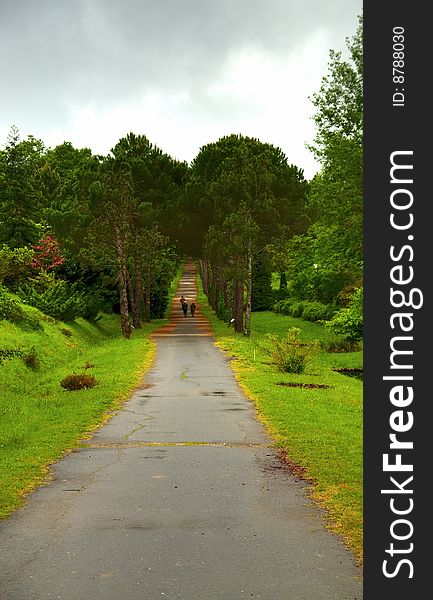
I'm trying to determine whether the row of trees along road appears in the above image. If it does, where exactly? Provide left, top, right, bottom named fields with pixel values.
left=0, top=131, right=187, bottom=338
left=0, top=17, right=362, bottom=338
left=187, top=134, right=308, bottom=335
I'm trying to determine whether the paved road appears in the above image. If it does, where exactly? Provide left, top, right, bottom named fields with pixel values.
left=0, top=263, right=363, bottom=599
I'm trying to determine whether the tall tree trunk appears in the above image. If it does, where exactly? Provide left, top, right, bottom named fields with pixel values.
left=233, top=279, right=244, bottom=333
left=126, top=269, right=139, bottom=328
left=244, top=240, right=253, bottom=336
left=119, top=270, right=132, bottom=339
left=144, top=263, right=152, bottom=322
left=208, top=266, right=217, bottom=310
left=200, top=258, right=208, bottom=295
left=132, top=251, right=143, bottom=329
left=115, top=232, right=132, bottom=339
left=216, top=266, right=225, bottom=319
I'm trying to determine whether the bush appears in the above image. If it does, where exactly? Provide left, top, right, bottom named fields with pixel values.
left=273, top=298, right=336, bottom=322
left=0, top=288, right=26, bottom=322
left=263, top=328, right=318, bottom=374
left=321, top=335, right=362, bottom=353
left=301, top=301, right=337, bottom=323
left=22, top=349, right=40, bottom=369
left=325, top=288, right=363, bottom=342
left=18, top=271, right=87, bottom=322
left=60, top=373, right=99, bottom=391
left=273, top=298, right=305, bottom=318
left=0, top=245, right=34, bottom=287
left=0, top=286, right=42, bottom=330
left=0, top=347, right=24, bottom=364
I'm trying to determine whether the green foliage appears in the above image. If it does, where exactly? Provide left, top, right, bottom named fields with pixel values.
left=216, top=291, right=231, bottom=322
left=22, top=348, right=40, bottom=370
left=282, top=16, right=364, bottom=311
left=18, top=271, right=87, bottom=322
left=325, top=288, right=363, bottom=342
left=0, top=245, right=34, bottom=286
left=274, top=298, right=306, bottom=318
left=284, top=224, right=362, bottom=304
left=0, top=127, right=46, bottom=248
left=252, top=253, right=273, bottom=311
left=60, top=373, right=99, bottom=391
left=320, top=335, right=362, bottom=353
left=0, top=287, right=26, bottom=322
left=301, top=301, right=337, bottom=323
left=0, top=347, right=24, bottom=364
left=0, top=286, right=42, bottom=330
left=273, top=297, right=336, bottom=322
left=309, top=16, right=363, bottom=160
left=264, top=327, right=318, bottom=373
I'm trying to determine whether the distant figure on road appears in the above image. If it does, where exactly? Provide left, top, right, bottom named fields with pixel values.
left=190, top=302, right=196, bottom=317
left=181, top=301, right=188, bottom=317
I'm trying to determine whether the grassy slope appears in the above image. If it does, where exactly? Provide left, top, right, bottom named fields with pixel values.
left=197, top=279, right=363, bottom=563
left=0, top=301, right=169, bottom=518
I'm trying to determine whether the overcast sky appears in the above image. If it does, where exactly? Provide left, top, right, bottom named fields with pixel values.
left=0, top=0, right=362, bottom=180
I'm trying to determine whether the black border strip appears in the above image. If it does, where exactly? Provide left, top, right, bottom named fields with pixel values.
left=364, top=2, right=428, bottom=596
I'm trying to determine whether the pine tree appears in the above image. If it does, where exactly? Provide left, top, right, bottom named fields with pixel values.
left=252, top=253, right=273, bottom=311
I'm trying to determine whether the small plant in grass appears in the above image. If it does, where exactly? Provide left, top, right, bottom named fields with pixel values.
left=22, top=348, right=40, bottom=370
left=263, top=327, right=318, bottom=374
left=320, top=335, right=362, bottom=353
left=0, top=348, right=24, bottom=364
left=83, top=361, right=95, bottom=370
left=61, top=328, right=73, bottom=337
left=60, top=373, right=99, bottom=391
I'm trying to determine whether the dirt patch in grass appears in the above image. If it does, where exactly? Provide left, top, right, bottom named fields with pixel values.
left=276, top=382, right=331, bottom=389
left=332, top=368, right=363, bottom=380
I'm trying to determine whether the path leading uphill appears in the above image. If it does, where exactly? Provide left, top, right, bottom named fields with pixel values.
left=0, top=262, right=362, bottom=599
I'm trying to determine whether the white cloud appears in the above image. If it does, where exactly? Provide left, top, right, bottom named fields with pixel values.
left=41, top=31, right=329, bottom=179
left=0, top=1, right=362, bottom=180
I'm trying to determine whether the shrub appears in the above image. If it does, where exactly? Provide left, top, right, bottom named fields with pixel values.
left=325, top=288, right=363, bottom=342
left=0, top=286, right=42, bottom=330
left=22, top=348, right=40, bottom=369
left=273, top=298, right=305, bottom=318
left=301, top=301, right=337, bottom=323
left=288, top=301, right=306, bottom=318
left=0, top=348, right=24, bottom=364
left=263, top=328, right=318, bottom=374
left=18, top=271, right=87, bottom=322
left=321, top=335, right=362, bottom=353
left=60, top=373, right=99, bottom=391
left=272, top=287, right=291, bottom=304
left=60, top=328, right=73, bottom=337
left=0, top=245, right=34, bottom=287
left=272, top=298, right=291, bottom=314
left=0, top=288, right=26, bottom=322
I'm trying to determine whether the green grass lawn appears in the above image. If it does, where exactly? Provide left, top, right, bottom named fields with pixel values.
left=0, top=303, right=168, bottom=519
left=197, top=281, right=363, bottom=563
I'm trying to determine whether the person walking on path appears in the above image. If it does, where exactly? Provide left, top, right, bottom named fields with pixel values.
left=190, top=302, right=196, bottom=317
left=181, top=301, right=188, bottom=317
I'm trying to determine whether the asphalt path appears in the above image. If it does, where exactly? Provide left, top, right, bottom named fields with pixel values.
left=0, top=263, right=363, bottom=599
